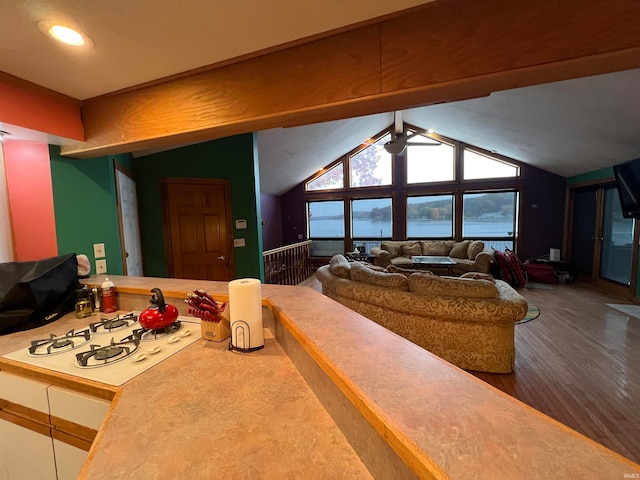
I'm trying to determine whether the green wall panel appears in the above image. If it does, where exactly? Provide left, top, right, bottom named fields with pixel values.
left=49, top=146, right=130, bottom=276
left=566, top=167, right=614, bottom=186
left=131, top=133, right=263, bottom=280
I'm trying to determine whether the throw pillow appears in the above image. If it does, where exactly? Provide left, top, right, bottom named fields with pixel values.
left=450, top=240, right=471, bottom=259
left=422, top=241, right=451, bottom=256
left=387, top=265, right=434, bottom=276
left=460, top=272, right=496, bottom=283
left=467, top=240, right=485, bottom=260
left=408, top=273, right=498, bottom=298
left=328, top=254, right=351, bottom=279
left=350, top=263, right=409, bottom=291
left=401, top=242, right=422, bottom=258
left=380, top=241, right=399, bottom=258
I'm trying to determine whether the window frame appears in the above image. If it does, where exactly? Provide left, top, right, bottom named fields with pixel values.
left=405, top=193, right=455, bottom=240
left=305, top=159, right=345, bottom=192
left=347, top=129, right=394, bottom=190
left=405, top=131, right=457, bottom=186
left=301, top=124, right=527, bottom=257
left=462, top=146, right=521, bottom=182
left=461, top=189, right=520, bottom=250
left=350, top=196, right=394, bottom=242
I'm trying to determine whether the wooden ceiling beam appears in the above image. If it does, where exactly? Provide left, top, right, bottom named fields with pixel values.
left=61, top=0, right=640, bottom=159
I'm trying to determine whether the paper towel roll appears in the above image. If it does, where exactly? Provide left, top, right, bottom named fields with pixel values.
left=229, top=278, right=264, bottom=349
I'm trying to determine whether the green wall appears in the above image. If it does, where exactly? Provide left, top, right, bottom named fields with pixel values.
left=131, top=133, right=263, bottom=280
left=568, top=167, right=640, bottom=298
left=566, top=166, right=614, bottom=186
left=49, top=146, right=130, bottom=276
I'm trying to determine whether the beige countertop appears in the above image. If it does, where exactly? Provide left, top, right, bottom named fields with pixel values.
left=2, top=275, right=640, bottom=479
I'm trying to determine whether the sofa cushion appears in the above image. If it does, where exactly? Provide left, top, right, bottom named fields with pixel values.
left=467, top=240, right=485, bottom=260
left=422, top=240, right=453, bottom=256
left=356, top=261, right=386, bottom=272
left=461, top=272, right=496, bottom=283
left=350, top=263, right=409, bottom=291
left=408, top=272, right=498, bottom=298
left=450, top=240, right=471, bottom=259
left=401, top=242, right=422, bottom=258
left=381, top=241, right=401, bottom=258
left=387, top=265, right=434, bottom=276
left=329, top=254, right=351, bottom=279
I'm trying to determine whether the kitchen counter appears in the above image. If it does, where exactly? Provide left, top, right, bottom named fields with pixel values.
left=2, top=275, right=640, bottom=479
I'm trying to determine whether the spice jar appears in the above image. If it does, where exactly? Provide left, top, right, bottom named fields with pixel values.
left=75, top=287, right=93, bottom=319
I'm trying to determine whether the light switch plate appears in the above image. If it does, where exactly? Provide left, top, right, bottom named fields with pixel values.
left=235, top=219, right=247, bottom=229
left=233, top=238, right=245, bottom=247
left=93, top=243, right=105, bottom=258
left=95, top=259, right=107, bottom=274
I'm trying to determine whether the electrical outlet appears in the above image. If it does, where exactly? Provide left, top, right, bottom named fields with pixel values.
left=233, top=238, right=245, bottom=247
left=96, top=259, right=107, bottom=274
left=93, top=243, right=106, bottom=258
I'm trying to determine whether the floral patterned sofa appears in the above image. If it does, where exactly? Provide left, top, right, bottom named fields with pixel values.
left=316, top=255, right=528, bottom=373
left=370, top=240, right=493, bottom=275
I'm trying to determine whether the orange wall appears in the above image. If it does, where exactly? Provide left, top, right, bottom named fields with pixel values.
left=0, top=74, right=83, bottom=141
left=3, top=141, right=58, bottom=261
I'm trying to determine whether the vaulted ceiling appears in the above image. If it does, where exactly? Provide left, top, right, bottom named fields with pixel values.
left=2, top=1, right=639, bottom=196
left=257, top=69, right=640, bottom=195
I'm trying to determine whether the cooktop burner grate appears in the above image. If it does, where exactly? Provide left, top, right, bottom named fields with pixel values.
left=29, top=329, right=92, bottom=356
left=90, top=313, right=138, bottom=333
left=75, top=334, right=140, bottom=368
left=134, top=321, right=182, bottom=341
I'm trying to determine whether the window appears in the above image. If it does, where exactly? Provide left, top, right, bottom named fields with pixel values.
left=406, top=138, right=455, bottom=184
left=463, top=191, right=517, bottom=249
left=351, top=198, right=392, bottom=239
left=407, top=195, right=453, bottom=238
left=349, top=134, right=392, bottom=188
left=463, top=149, right=519, bottom=180
left=307, top=200, right=345, bottom=256
left=306, top=162, right=344, bottom=191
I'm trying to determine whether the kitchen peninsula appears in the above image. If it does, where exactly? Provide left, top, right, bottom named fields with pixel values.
left=1, top=275, right=639, bottom=479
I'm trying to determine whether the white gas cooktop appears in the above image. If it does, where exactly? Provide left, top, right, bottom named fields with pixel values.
left=2, top=312, right=201, bottom=386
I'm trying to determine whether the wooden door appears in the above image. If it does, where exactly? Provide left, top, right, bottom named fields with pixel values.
left=162, top=178, right=234, bottom=281
left=115, top=165, right=143, bottom=276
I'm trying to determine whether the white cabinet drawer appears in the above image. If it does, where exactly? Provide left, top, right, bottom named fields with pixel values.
left=48, top=386, right=110, bottom=430
left=0, top=371, right=50, bottom=414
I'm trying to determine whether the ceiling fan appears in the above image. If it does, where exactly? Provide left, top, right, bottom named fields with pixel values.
left=382, top=111, right=441, bottom=155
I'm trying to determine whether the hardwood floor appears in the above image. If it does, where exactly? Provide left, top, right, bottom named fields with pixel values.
left=300, top=275, right=640, bottom=463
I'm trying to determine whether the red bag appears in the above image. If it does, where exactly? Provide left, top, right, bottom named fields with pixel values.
left=503, top=248, right=528, bottom=288
left=494, top=249, right=513, bottom=284
left=524, top=263, right=558, bottom=284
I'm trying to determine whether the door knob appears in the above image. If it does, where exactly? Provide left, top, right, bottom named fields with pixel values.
left=217, top=255, right=226, bottom=260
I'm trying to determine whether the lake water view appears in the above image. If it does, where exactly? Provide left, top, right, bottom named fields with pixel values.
left=310, top=218, right=515, bottom=238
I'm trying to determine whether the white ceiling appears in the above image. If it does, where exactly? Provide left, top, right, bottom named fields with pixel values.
left=1, top=1, right=639, bottom=196
left=1, top=0, right=433, bottom=99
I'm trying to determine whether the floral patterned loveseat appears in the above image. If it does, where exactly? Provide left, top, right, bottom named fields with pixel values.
left=316, top=255, right=528, bottom=373
left=370, top=240, right=493, bottom=275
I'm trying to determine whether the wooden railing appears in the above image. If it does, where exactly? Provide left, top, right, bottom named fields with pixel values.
left=263, top=240, right=313, bottom=285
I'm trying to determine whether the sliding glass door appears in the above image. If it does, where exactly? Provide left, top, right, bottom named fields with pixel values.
left=570, top=184, right=638, bottom=297
left=599, top=187, right=635, bottom=285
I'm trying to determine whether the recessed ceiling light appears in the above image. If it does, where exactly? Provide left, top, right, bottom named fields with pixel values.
left=427, top=129, right=435, bottom=134
left=37, top=20, right=94, bottom=48
left=50, top=25, right=85, bottom=45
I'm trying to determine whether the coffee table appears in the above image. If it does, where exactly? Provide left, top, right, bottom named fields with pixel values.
left=411, top=255, right=456, bottom=275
